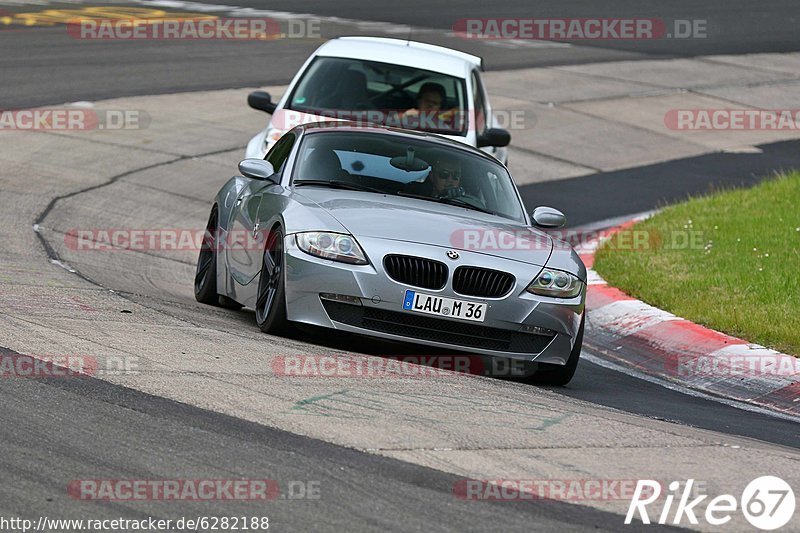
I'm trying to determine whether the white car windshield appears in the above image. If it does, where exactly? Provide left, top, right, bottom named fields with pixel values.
left=292, top=131, right=525, bottom=222
left=287, top=57, right=468, bottom=136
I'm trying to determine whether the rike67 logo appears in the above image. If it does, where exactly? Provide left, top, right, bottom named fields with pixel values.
left=626, top=477, right=795, bottom=530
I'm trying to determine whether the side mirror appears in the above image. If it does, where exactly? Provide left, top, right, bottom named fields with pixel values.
left=248, top=91, right=277, bottom=114
left=477, top=128, right=511, bottom=148
left=531, top=206, right=566, bottom=228
left=238, top=159, right=277, bottom=182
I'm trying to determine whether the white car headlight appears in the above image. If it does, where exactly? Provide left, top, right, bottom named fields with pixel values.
left=526, top=268, right=583, bottom=298
left=295, top=232, right=368, bottom=265
left=265, top=128, right=285, bottom=151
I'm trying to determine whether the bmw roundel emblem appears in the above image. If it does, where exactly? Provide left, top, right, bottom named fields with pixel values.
left=446, top=250, right=460, bottom=260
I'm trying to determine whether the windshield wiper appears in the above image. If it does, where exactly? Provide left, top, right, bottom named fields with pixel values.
left=396, top=191, right=498, bottom=216
left=293, top=179, right=385, bottom=193
left=437, top=196, right=498, bottom=216
left=395, top=191, right=432, bottom=201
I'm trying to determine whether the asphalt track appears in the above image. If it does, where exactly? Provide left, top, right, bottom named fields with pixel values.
left=199, top=326, right=800, bottom=449
left=2, top=0, right=800, bottom=108
left=519, top=139, right=800, bottom=228
left=1, top=347, right=662, bottom=533
left=2, top=1, right=800, bottom=531
left=194, top=0, right=800, bottom=58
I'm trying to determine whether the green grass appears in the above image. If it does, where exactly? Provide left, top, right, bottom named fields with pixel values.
left=593, top=172, right=800, bottom=356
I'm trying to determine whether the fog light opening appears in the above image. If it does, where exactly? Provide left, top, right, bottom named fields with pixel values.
left=521, top=324, right=555, bottom=336
left=319, top=293, right=362, bottom=306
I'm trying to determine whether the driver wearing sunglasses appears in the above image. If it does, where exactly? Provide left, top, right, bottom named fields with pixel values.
left=431, top=162, right=463, bottom=197
left=402, top=156, right=465, bottom=199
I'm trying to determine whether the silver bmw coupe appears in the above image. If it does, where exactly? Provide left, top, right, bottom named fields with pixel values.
left=196, top=122, right=586, bottom=384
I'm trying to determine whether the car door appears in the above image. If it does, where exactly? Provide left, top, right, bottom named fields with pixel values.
left=472, top=69, right=508, bottom=164
left=227, top=133, right=296, bottom=287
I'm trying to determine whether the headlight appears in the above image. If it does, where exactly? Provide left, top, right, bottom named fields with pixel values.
left=526, top=268, right=583, bottom=298
left=265, top=128, right=285, bottom=150
left=295, top=232, right=368, bottom=265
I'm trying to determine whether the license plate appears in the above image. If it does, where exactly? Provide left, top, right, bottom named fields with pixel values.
left=402, top=290, right=487, bottom=322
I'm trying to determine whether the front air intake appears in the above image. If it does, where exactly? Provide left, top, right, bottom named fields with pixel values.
left=383, top=255, right=448, bottom=290
left=453, top=266, right=515, bottom=298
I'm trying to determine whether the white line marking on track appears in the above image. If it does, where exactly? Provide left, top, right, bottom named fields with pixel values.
left=50, top=259, right=77, bottom=273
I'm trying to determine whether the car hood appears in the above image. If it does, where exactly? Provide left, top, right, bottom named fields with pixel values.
left=293, top=189, right=553, bottom=266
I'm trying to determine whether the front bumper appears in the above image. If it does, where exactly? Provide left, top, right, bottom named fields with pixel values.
left=283, top=235, right=585, bottom=364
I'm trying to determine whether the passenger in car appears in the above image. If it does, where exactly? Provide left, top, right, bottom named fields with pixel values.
left=317, top=69, right=371, bottom=110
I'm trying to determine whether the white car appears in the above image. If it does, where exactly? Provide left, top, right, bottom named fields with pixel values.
left=245, top=36, right=510, bottom=163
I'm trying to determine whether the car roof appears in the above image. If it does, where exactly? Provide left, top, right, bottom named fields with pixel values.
left=312, top=37, right=482, bottom=78
left=298, top=121, right=499, bottom=163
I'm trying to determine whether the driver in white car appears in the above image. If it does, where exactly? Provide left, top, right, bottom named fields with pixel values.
left=401, top=83, right=459, bottom=130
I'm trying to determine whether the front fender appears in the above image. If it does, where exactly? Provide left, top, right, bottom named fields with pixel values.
left=275, top=196, right=350, bottom=236
left=214, top=176, right=249, bottom=231
left=546, top=241, right=587, bottom=282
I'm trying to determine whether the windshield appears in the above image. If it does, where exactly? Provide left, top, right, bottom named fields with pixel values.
left=292, top=131, right=525, bottom=222
left=287, top=57, right=468, bottom=136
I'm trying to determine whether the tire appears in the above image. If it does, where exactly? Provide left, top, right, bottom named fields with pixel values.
left=254, top=227, right=290, bottom=335
left=194, top=207, right=221, bottom=305
left=194, top=207, right=243, bottom=309
left=529, top=316, right=584, bottom=386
